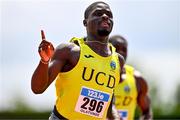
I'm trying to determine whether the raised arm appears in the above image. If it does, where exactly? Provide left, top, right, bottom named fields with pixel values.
left=31, top=30, right=68, bottom=94
left=134, top=71, right=153, bottom=120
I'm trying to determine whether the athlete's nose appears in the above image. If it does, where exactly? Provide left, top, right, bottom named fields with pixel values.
left=102, top=13, right=109, bottom=20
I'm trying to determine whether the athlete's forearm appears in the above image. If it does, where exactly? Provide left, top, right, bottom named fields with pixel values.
left=31, top=60, right=49, bottom=94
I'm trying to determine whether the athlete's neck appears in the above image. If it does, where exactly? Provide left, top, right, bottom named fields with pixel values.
left=85, top=37, right=109, bottom=45
left=85, top=40, right=108, bottom=45
left=85, top=38, right=111, bottom=57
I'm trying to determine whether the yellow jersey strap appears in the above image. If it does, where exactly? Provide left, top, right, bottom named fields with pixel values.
left=69, top=37, right=84, bottom=44
left=70, top=37, right=116, bottom=54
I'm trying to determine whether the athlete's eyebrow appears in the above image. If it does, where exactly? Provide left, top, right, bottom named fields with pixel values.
left=92, top=9, right=113, bottom=18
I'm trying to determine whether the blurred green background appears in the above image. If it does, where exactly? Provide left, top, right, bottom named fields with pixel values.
left=0, top=86, right=180, bottom=119
left=0, top=72, right=179, bottom=119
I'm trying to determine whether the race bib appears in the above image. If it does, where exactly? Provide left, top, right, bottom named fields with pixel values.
left=75, top=86, right=110, bottom=118
left=118, top=110, right=128, bottom=120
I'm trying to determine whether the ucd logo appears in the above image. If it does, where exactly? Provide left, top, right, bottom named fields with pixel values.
left=110, top=61, right=116, bottom=70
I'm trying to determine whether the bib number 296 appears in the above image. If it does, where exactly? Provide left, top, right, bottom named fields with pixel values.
left=75, top=87, right=110, bottom=118
left=81, top=97, right=104, bottom=113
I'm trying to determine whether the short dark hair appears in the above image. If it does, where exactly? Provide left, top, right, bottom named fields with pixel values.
left=109, top=35, right=128, bottom=45
left=84, top=1, right=109, bottom=19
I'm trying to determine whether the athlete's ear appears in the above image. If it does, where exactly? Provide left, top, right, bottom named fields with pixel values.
left=83, top=19, right=87, bottom=27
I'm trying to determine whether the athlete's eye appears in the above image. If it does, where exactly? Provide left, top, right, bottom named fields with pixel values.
left=106, top=11, right=113, bottom=18
left=95, top=11, right=103, bottom=16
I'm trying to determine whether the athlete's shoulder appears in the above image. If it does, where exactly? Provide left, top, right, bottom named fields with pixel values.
left=56, top=42, right=79, bottom=51
left=56, top=37, right=84, bottom=50
left=125, top=64, right=134, bottom=71
left=52, top=39, right=80, bottom=60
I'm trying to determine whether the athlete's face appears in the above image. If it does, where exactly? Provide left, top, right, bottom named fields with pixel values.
left=84, top=3, right=113, bottom=38
left=112, top=39, right=128, bottom=61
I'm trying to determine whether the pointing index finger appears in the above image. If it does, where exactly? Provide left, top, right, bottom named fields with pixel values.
left=41, top=30, right=46, bottom=41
